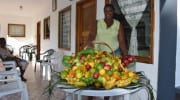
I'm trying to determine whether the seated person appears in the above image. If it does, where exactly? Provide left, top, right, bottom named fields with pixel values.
left=0, top=37, right=28, bottom=81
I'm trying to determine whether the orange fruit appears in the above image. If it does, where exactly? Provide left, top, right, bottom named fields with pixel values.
left=112, top=73, right=121, bottom=80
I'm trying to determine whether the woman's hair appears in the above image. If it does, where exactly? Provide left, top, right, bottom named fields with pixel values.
left=104, top=4, right=115, bottom=12
left=0, top=37, right=6, bottom=47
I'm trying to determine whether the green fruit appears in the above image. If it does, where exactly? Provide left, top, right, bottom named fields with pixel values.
left=62, top=55, right=73, bottom=67
left=88, top=77, right=95, bottom=84
left=77, top=48, right=95, bottom=56
left=80, top=77, right=94, bottom=85
left=64, top=67, right=71, bottom=72
left=95, top=64, right=103, bottom=71
left=107, top=70, right=113, bottom=76
left=62, top=59, right=72, bottom=67
left=90, top=68, right=96, bottom=74
left=80, top=77, right=87, bottom=82
left=97, top=76, right=103, bottom=83
left=131, top=78, right=139, bottom=84
left=60, top=71, right=68, bottom=79
left=63, top=55, right=72, bottom=60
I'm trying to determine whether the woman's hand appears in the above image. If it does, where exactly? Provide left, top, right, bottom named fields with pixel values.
left=85, top=40, right=95, bottom=49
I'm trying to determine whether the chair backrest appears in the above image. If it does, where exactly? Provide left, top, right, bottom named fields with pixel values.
left=50, top=51, right=64, bottom=72
left=28, top=45, right=37, bottom=61
left=2, top=61, right=17, bottom=71
left=0, top=61, right=29, bottom=100
left=30, top=45, right=37, bottom=54
left=19, top=45, right=32, bottom=60
left=46, top=49, right=55, bottom=56
left=37, top=49, right=55, bottom=61
left=19, top=45, right=31, bottom=56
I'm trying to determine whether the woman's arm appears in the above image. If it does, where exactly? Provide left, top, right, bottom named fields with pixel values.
left=0, top=48, right=14, bottom=60
left=86, top=20, right=97, bottom=47
left=118, top=23, right=128, bottom=56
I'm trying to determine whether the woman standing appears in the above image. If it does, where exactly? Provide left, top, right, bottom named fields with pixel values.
left=87, top=4, right=128, bottom=100
left=87, top=4, right=127, bottom=56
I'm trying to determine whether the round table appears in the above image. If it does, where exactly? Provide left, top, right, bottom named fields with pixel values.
left=56, top=84, right=141, bottom=100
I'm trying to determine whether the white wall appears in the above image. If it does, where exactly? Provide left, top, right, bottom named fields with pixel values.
left=0, top=15, right=34, bottom=55
left=32, top=0, right=76, bottom=53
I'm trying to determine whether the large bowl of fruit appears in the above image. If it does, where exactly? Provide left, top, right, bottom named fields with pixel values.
left=60, top=47, right=138, bottom=89
left=45, top=45, right=154, bottom=100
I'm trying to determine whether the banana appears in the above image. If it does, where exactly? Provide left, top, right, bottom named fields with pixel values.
left=103, top=78, right=116, bottom=90
left=74, top=82, right=87, bottom=88
left=115, top=78, right=132, bottom=87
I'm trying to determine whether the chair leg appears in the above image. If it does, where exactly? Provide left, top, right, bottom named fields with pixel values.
left=22, top=83, right=29, bottom=100
left=34, top=63, right=37, bottom=72
left=40, top=63, right=43, bottom=77
left=50, top=65, right=53, bottom=72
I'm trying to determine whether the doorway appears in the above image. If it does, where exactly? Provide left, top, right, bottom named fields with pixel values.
left=76, top=0, right=97, bottom=52
left=76, top=0, right=110, bottom=52
left=36, top=21, right=41, bottom=59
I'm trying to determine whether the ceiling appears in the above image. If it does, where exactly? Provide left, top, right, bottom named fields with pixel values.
left=0, top=0, right=50, bottom=17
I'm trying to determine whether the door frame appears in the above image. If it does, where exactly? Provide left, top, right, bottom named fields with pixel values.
left=36, top=21, right=41, bottom=59
left=75, top=0, right=109, bottom=52
left=76, top=0, right=97, bottom=52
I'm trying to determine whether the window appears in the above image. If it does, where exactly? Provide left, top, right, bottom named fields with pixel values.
left=111, top=0, right=154, bottom=63
left=58, top=6, right=71, bottom=50
left=52, top=0, right=57, bottom=12
left=44, top=16, right=50, bottom=39
left=8, top=24, right=25, bottom=37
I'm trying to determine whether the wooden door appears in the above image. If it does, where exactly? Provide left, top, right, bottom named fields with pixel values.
left=36, top=21, right=41, bottom=59
left=76, top=0, right=110, bottom=52
left=76, top=0, right=97, bottom=52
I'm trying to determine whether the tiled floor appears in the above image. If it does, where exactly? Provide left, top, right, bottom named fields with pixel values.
left=25, top=62, right=98, bottom=100
left=24, top=61, right=65, bottom=100
left=0, top=60, right=103, bottom=100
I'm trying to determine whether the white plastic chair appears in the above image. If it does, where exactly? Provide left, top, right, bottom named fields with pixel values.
left=49, top=51, right=64, bottom=72
left=2, top=61, right=21, bottom=76
left=0, top=61, right=29, bottom=100
left=41, top=51, right=64, bottom=80
left=34, top=49, right=55, bottom=72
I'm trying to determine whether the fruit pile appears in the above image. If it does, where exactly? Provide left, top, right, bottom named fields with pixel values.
left=60, top=48, right=139, bottom=89
left=121, top=55, right=136, bottom=67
